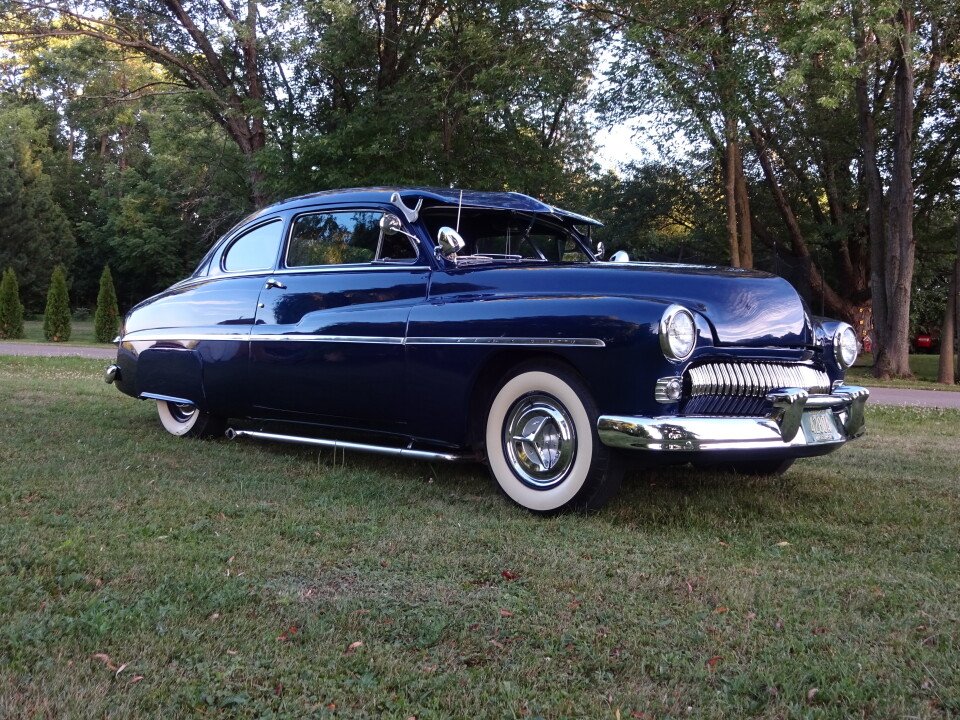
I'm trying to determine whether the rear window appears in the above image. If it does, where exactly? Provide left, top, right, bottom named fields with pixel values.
left=222, top=220, right=283, bottom=273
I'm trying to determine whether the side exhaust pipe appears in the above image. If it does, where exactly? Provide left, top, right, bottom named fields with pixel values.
left=225, top=427, right=466, bottom=462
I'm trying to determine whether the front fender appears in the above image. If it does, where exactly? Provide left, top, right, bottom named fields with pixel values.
left=405, top=294, right=687, bottom=428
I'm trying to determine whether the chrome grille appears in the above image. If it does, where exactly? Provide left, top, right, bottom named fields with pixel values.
left=683, top=362, right=830, bottom=417
left=687, top=362, right=830, bottom=397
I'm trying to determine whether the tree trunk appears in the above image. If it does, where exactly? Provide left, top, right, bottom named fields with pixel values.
left=733, top=141, right=753, bottom=269
left=874, top=5, right=916, bottom=379
left=938, top=264, right=956, bottom=384
left=723, top=114, right=741, bottom=268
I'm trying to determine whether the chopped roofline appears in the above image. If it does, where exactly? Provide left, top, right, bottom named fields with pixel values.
left=243, top=186, right=603, bottom=227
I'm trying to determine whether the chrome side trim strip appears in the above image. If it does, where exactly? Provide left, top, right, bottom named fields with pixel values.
left=122, top=330, right=606, bottom=348
left=123, top=331, right=249, bottom=343
left=404, top=336, right=606, bottom=347
left=225, top=427, right=466, bottom=462
left=254, top=334, right=405, bottom=344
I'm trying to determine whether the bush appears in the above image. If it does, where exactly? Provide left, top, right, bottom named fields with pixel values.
left=94, top=265, right=120, bottom=343
left=0, top=267, right=25, bottom=339
left=43, top=265, right=72, bottom=342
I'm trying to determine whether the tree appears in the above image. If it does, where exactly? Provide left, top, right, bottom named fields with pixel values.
left=0, top=99, right=75, bottom=311
left=93, top=264, right=119, bottom=342
left=0, top=267, right=25, bottom=339
left=43, top=264, right=71, bottom=341
left=293, top=0, right=600, bottom=198
left=3, top=0, right=285, bottom=207
left=592, top=0, right=960, bottom=378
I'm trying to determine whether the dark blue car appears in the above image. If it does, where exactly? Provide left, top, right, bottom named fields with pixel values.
left=105, top=187, right=869, bottom=512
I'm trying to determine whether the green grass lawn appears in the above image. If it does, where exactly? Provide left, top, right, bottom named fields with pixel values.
left=848, top=352, right=960, bottom=392
left=15, top=319, right=110, bottom=346
left=1, top=356, right=958, bottom=718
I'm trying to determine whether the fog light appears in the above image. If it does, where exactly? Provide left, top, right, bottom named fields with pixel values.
left=655, top=377, right=684, bottom=403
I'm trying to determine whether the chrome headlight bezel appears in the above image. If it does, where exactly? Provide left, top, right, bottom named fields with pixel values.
left=659, top=304, right=697, bottom=362
left=833, top=323, right=859, bottom=369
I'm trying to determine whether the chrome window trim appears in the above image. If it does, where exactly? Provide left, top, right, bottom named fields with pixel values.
left=269, top=264, right=428, bottom=275
left=121, top=329, right=606, bottom=348
left=219, top=218, right=286, bottom=275
left=284, top=208, right=420, bottom=270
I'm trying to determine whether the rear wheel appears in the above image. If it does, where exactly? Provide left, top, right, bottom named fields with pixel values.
left=484, top=361, right=623, bottom=513
left=156, top=400, right=225, bottom=439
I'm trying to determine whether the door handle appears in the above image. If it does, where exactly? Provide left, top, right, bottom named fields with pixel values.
left=264, top=277, right=286, bottom=289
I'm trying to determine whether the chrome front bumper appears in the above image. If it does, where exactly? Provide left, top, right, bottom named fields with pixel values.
left=597, top=385, right=869, bottom=452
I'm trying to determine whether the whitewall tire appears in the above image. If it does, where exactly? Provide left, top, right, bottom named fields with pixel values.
left=484, top=361, right=623, bottom=512
left=156, top=400, right=224, bottom=439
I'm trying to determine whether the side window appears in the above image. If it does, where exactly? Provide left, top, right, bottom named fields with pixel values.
left=222, top=220, right=283, bottom=273
left=286, top=211, right=417, bottom=267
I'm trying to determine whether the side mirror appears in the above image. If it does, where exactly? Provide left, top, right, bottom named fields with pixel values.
left=595, top=241, right=605, bottom=260
left=379, top=213, right=403, bottom=235
left=610, top=250, right=630, bottom=263
left=437, top=226, right=466, bottom=259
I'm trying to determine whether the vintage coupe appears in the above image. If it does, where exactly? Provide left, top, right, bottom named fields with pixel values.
left=105, top=187, right=868, bottom=512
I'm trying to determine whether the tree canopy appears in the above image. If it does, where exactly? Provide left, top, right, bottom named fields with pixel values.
left=1, top=0, right=958, bottom=377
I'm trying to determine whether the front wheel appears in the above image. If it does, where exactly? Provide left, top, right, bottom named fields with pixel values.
left=156, top=400, right=225, bottom=438
left=484, top=361, right=623, bottom=513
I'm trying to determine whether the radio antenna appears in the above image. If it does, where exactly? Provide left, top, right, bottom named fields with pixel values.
left=455, top=189, right=463, bottom=233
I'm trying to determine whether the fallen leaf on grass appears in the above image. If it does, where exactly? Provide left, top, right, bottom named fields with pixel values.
left=714, top=606, right=729, bottom=614
left=499, top=609, right=513, bottom=617
left=92, top=653, right=114, bottom=669
left=128, top=675, right=144, bottom=685
left=114, top=663, right=129, bottom=678
left=501, top=570, right=519, bottom=581
left=345, top=640, right=363, bottom=653
left=775, top=541, right=791, bottom=547
left=807, top=687, right=819, bottom=703
left=705, top=655, right=722, bottom=670
left=277, top=625, right=299, bottom=642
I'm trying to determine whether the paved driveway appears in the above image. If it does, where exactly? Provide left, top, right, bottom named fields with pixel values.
left=864, top=386, right=960, bottom=409
left=0, top=342, right=116, bottom=360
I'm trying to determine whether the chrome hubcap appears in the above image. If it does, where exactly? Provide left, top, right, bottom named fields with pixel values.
left=503, top=393, right=576, bottom=489
left=170, top=402, right=197, bottom=424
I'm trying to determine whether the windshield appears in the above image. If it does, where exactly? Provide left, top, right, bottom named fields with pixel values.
left=420, top=207, right=592, bottom=263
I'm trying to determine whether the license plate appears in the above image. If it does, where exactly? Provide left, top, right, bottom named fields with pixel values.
left=802, top=409, right=843, bottom=443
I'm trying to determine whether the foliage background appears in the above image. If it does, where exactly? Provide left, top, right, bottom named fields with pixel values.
left=0, top=0, right=957, bottom=370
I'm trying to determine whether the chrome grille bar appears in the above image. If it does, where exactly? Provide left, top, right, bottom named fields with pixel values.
left=688, top=362, right=830, bottom=398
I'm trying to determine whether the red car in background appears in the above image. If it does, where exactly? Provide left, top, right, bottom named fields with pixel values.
left=912, top=330, right=940, bottom=354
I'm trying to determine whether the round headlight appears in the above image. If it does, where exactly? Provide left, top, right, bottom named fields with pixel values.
left=660, top=305, right=697, bottom=361
left=834, top=324, right=859, bottom=369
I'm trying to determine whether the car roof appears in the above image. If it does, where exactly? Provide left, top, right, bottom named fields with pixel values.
left=243, top=187, right=602, bottom=227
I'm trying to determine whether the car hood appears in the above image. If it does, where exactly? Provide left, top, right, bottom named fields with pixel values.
left=453, top=262, right=811, bottom=347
